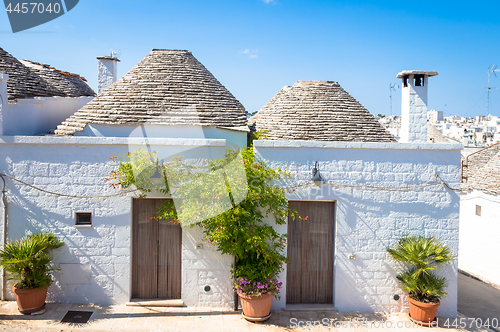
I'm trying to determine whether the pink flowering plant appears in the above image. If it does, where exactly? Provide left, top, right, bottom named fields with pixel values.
left=234, top=276, right=282, bottom=298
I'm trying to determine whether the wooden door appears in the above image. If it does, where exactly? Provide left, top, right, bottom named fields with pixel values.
left=132, top=199, right=181, bottom=299
left=287, top=201, right=335, bottom=304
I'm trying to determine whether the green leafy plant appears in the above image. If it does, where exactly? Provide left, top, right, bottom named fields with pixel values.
left=109, top=133, right=296, bottom=299
left=387, top=235, right=454, bottom=303
left=0, top=233, right=64, bottom=289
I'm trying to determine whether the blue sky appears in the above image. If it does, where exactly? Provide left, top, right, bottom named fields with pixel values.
left=1, top=0, right=500, bottom=118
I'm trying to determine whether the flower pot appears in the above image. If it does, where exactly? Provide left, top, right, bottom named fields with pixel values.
left=12, top=284, right=48, bottom=314
left=239, top=293, right=273, bottom=322
left=407, top=295, right=440, bottom=324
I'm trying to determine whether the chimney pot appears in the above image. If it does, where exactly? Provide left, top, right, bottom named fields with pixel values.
left=397, top=70, right=438, bottom=143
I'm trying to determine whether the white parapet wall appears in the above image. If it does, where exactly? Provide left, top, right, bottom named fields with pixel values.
left=254, top=140, right=461, bottom=317
left=1, top=96, right=93, bottom=136
left=459, top=190, right=500, bottom=287
left=0, top=136, right=234, bottom=307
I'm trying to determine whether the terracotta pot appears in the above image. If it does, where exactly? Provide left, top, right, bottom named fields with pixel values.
left=239, top=293, right=273, bottom=322
left=407, top=294, right=440, bottom=323
left=12, top=284, right=48, bottom=314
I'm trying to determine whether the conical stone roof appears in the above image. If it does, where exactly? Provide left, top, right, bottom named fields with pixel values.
left=55, top=49, right=246, bottom=135
left=0, top=47, right=94, bottom=102
left=462, top=143, right=500, bottom=195
left=249, top=81, right=396, bottom=142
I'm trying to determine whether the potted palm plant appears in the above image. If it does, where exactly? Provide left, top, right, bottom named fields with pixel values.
left=387, top=235, right=453, bottom=325
left=0, top=232, right=64, bottom=314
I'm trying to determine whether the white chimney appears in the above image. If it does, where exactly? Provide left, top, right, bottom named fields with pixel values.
left=0, top=73, right=8, bottom=136
left=97, top=56, right=120, bottom=94
left=397, top=70, right=438, bottom=143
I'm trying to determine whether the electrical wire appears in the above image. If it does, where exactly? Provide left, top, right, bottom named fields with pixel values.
left=282, top=174, right=462, bottom=193
left=0, top=173, right=139, bottom=199
left=0, top=170, right=462, bottom=200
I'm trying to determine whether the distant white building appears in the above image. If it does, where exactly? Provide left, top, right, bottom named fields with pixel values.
left=427, top=109, right=443, bottom=123
left=460, top=143, right=500, bottom=287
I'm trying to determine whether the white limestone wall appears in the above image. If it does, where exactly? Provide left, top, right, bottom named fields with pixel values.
left=1, top=96, right=93, bottom=136
left=181, top=226, right=234, bottom=308
left=254, top=140, right=461, bottom=317
left=459, top=191, right=500, bottom=286
left=0, top=136, right=233, bottom=306
left=400, top=75, right=428, bottom=143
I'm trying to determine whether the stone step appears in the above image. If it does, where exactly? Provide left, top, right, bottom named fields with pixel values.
left=126, top=299, right=185, bottom=307
left=283, top=304, right=338, bottom=312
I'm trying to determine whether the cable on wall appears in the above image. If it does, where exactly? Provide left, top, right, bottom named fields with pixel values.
left=282, top=174, right=462, bottom=193
left=0, top=171, right=462, bottom=200
left=0, top=173, right=140, bottom=199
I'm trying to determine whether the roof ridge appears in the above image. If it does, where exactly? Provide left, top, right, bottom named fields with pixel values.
left=21, top=59, right=89, bottom=81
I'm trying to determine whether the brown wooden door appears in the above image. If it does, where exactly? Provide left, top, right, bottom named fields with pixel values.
left=132, top=199, right=181, bottom=299
left=287, top=201, right=335, bottom=304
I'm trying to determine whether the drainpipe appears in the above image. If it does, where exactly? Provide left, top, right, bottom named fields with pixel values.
left=233, top=257, right=238, bottom=311
left=0, top=174, right=6, bottom=301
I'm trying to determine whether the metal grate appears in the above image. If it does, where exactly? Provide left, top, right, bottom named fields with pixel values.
left=61, top=310, right=93, bottom=324
left=75, top=212, right=92, bottom=226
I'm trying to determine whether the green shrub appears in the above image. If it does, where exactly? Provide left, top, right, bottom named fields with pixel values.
left=0, top=233, right=64, bottom=289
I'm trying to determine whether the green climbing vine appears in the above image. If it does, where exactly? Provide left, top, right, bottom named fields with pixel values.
left=107, top=134, right=296, bottom=295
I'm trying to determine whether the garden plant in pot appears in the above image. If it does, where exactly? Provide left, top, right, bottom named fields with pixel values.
left=232, top=238, right=285, bottom=322
left=387, top=235, right=454, bottom=326
left=0, top=232, right=64, bottom=314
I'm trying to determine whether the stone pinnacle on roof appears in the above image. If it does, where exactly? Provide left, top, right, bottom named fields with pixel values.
left=55, top=49, right=247, bottom=135
left=249, top=80, right=396, bottom=142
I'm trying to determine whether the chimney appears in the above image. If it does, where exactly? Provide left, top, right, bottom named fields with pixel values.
left=97, top=56, right=120, bottom=94
left=397, top=70, right=438, bottom=143
left=0, top=73, right=8, bottom=136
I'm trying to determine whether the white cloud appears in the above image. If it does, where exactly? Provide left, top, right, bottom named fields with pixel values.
left=262, top=0, right=275, bottom=3
left=239, top=48, right=259, bottom=59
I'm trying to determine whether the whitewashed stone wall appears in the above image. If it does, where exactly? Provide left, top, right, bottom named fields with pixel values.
left=254, top=140, right=461, bottom=317
left=0, top=136, right=233, bottom=307
left=181, top=226, right=233, bottom=308
left=459, top=191, right=500, bottom=286
left=77, top=124, right=248, bottom=149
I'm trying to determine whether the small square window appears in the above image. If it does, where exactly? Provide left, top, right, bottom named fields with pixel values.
left=75, top=212, right=92, bottom=228
left=475, top=205, right=481, bottom=216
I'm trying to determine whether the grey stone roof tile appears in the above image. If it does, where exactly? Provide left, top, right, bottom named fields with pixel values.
left=462, top=142, right=500, bottom=195
left=249, top=81, right=396, bottom=142
left=0, top=47, right=95, bottom=102
left=55, top=49, right=246, bottom=135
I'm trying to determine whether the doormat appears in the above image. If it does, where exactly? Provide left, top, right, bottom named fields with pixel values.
left=61, top=310, right=94, bottom=324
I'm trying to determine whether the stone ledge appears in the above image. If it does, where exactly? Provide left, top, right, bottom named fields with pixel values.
left=0, top=136, right=226, bottom=147
left=126, top=299, right=185, bottom=307
left=254, top=139, right=462, bottom=151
